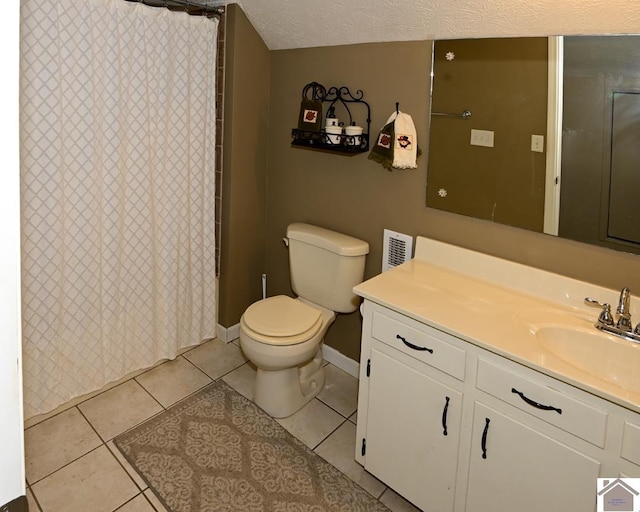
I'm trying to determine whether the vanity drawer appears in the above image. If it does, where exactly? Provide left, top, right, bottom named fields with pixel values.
left=476, top=358, right=608, bottom=447
left=621, top=421, right=640, bottom=466
left=371, top=310, right=466, bottom=380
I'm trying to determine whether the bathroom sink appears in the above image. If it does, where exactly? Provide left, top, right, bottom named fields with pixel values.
left=534, top=325, right=640, bottom=392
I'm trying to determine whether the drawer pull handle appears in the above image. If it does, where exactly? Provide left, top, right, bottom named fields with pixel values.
left=442, top=396, right=450, bottom=436
left=511, top=387, right=562, bottom=414
left=481, top=417, right=490, bottom=459
left=396, top=334, right=433, bottom=353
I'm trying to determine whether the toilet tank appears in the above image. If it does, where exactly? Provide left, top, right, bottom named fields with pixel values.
left=287, top=223, right=369, bottom=313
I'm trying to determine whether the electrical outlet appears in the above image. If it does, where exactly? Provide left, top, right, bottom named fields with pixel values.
left=470, top=129, right=494, bottom=148
left=531, top=134, right=544, bottom=152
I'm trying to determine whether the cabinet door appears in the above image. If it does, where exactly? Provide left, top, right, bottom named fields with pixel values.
left=364, top=345, right=463, bottom=512
left=466, top=402, right=600, bottom=512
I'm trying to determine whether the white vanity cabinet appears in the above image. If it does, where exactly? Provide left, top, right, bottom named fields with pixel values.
left=364, top=343, right=463, bottom=512
left=356, top=300, right=640, bottom=512
left=621, top=419, right=640, bottom=467
left=356, top=303, right=466, bottom=511
left=353, top=237, right=640, bottom=511
left=465, top=358, right=606, bottom=511
left=465, top=400, right=600, bottom=511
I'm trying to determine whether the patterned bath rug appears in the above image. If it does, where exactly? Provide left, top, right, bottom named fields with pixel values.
left=114, top=380, right=390, bottom=512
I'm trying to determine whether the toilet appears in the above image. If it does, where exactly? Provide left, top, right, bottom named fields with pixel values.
left=239, top=223, right=369, bottom=418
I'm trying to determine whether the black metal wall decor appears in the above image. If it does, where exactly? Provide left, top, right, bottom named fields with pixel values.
left=292, top=82, right=371, bottom=155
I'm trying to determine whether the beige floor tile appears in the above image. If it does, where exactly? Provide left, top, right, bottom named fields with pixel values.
left=349, top=411, right=358, bottom=424
left=144, top=489, right=169, bottom=512
left=25, top=407, right=102, bottom=484
left=24, top=366, right=153, bottom=430
left=23, top=353, right=399, bottom=511
left=379, top=487, right=422, bottom=512
left=26, top=487, right=41, bottom=511
left=115, top=493, right=157, bottom=512
left=314, top=421, right=386, bottom=499
left=183, top=338, right=248, bottom=379
left=107, top=440, right=148, bottom=491
left=317, top=364, right=359, bottom=417
left=32, top=445, right=138, bottom=512
left=135, top=356, right=212, bottom=408
left=221, top=361, right=256, bottom=399
left=79, top=380, right=163, bottom=441
left=276, top=398, right=345, bottom=449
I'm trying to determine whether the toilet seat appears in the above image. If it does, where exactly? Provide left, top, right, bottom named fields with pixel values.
left=242, top=295, right=322, bottom=346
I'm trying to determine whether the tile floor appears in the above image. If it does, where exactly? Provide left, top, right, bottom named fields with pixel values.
left=24, top=338, right=421, bottom=512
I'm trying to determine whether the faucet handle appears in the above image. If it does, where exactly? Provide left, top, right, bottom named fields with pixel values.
left=585, top=298, right=615, bottom=326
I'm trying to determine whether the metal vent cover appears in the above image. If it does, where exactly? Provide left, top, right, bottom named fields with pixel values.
left=382, top=229, right=413, bottom=272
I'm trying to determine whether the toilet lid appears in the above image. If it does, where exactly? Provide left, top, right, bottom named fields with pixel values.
left=243, top=295, right=322, bottom=338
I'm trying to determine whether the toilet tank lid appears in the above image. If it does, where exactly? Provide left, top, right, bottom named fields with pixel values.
left=287, top=223, right=369, bottom=257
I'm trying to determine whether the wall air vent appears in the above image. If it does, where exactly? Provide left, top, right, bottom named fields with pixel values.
left=382, top=229, right=414, bottom=272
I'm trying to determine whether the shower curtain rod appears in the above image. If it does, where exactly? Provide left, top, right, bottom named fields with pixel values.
left=124, top=0, right=224, bottom=18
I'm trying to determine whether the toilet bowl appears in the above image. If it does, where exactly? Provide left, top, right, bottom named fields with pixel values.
left=240, top=295, right=336, bottom=418
left=239, top=223, right=369, bottom=419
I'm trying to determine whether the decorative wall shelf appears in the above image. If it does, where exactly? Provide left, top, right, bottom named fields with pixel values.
left=291, top=82, right=371, bottom=155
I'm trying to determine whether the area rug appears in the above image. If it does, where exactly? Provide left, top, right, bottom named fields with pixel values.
left=114, top=380, right=390, bottom=512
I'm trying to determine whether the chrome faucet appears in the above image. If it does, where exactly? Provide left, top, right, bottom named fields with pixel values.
left=616, top=287, right=632, bottom=332
left=585, top=288, right=640, bottom=343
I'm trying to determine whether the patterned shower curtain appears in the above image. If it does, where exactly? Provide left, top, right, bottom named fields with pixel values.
left=20, top=0, right=218, bottom=418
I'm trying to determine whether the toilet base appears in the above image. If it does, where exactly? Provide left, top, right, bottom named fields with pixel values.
left=253, top=345, right=325, bottom=418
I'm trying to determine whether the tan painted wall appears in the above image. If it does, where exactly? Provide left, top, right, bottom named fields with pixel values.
left=218, top=5, right=270, bottom=327
left=265, top=42, right=432, bottom=360
left=265, top=41, right=640, bottom=361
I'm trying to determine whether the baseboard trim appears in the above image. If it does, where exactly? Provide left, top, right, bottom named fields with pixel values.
left=322, top=344, right=360, bottom=378
left=217, top=323, right=240, bottom=343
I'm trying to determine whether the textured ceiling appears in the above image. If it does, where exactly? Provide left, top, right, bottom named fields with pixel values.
left=205, top=0, right=640, bottom=50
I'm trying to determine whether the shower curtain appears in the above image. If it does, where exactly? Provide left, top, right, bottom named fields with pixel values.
left=20, top=0, right=218, bottom=418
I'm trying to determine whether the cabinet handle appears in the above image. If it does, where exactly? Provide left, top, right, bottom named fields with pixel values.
left=511, top=387, right=562, bottom=414
left=396, top=334, right=433, bottom=354
left=441, top=396, right=450, bottom=436
left=481, top=417, right=490, bottom=459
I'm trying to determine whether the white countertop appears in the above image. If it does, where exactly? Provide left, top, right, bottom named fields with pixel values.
left=354, top=239, right=640, bottom=414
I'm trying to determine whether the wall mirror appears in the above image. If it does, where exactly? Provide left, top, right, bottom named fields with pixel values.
left=426, top=35, right=640, bottom=255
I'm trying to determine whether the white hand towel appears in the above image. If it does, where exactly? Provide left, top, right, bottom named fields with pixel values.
left=392, top=111, right=418, bottom=169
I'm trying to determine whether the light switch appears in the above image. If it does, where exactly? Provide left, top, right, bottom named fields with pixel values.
left=470, top=129, right=494, bottom=148
left=531, top=134, right=544, bottom=152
